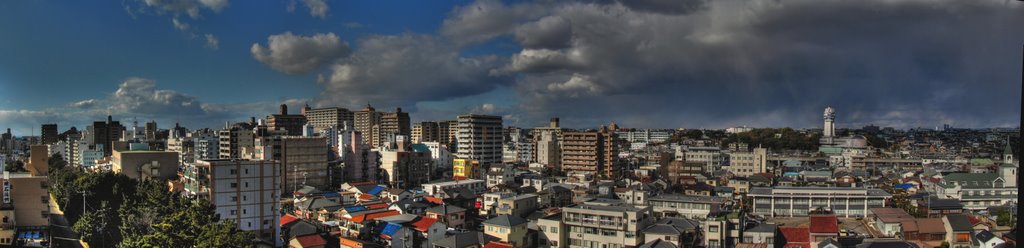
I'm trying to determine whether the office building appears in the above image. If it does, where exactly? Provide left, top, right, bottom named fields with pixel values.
left=267, top=104, right=307, bottom=136
left=182, top=159, right=281, bottom=246
left=748, top=187, right=891, bottom=217
left=40, top=124, right=57, bottom=145
left=562, top=199, right=654, bottom=248
left=456, top=114, right=503, bottom=168
left=726, top=147, right=768, bottom=177
left=303, top=106, right=353, bottom=132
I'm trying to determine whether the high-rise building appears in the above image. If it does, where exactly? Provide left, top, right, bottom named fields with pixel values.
left=439, top=120, right=458, bottom=149
left=88, top=116, right=125, bottom=156
left=0, top=128, right=11, bottom=155
left=378, top=108, right=411, bottom=147
left=354, top=104, right=382, bottom=147
left=40, top=124, right=57, bottom=145
left=534, top=118, right=565, bottom=169
left=303, top=106, right=354, bottom=132
left=340, top=130, right=379, bottom=183
left=267, top=104, right=307, bottom=136
left=456, top=114, right=503, bottom=168
left=218, top=123, right=256, bottom=159
left=144, top=121, right=158, bottom=141
left=378, top=137, right=433, bottom=188
left=502, top=127, right=534, bottom=164
left=182, top=159, right=281, bottom=246
left=412, top=121, right=440, bottom=144
left=561, top=125, right=621, bottom=178
left=255, top=136, right=329, bottom=193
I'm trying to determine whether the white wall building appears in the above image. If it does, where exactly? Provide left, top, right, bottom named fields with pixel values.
left=182, top=159, right=282, bottom=246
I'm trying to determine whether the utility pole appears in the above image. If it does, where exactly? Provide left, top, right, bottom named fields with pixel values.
left=79, top=190, right=86, bottom=214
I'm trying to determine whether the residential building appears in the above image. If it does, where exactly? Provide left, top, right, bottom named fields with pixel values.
left=561, top=131, right=612, bottom=178
left=88, top=115, right=125, bottom=156
left=378, top=140, right=433, bottom=188
left=354, top=104, right=382, bottom=148
left=339, top=130, right=379, bottom=183
left=267, top=104, right=308, bottom=136
left=663, top=160, right=704, bottom=184
left=378, top=108, right=411, bottom=147
left=869, top=208, right=913, bottom=238
left=422, top=179, right=486, bottom=197
left=642, top=217, right=701, bottom=248
left=917, top=197, right=964, bottom=218
left=303, top=106, right=353, bottom=132
left=536, top=131, right=560, bottom=169
left=111, top=144, right=178, bottom=181
left=900, top=218, right=946, bottom=247
left=426, top=205, right=467, bottom=229
left=40, top=124, right=57, bottom=145
left=743, top=223, right=777, bottom=246
left=647, top=194, right=729, bottom=219
left=218, top=122, right=255, bottom=159
left=501, top=127, right=534, bottom=164
left=562, top=199, right=654, bottom=248
left=944, top=214, right=973, bottom=248
left=453, top=159, right=480, bottom=179
left=933, top=163, right=1018, bottom=210
left=495, top=194, right=538, bottom=218
left=412, top=121, right=440, bottom=143
left=726, top=147, right=768, bottom=177
left=682, top=146, right=725, bottom=173
left=256, top=136, right=329, bottom=193
left=809, top=215, right=839, bottom=247
left=749, top=187, right=891, bottom=217
left=423, top=142, right=453, bottom=173
left=456, top=114, right=503, bottom=168
left=536, top=212, right=564, bottom=248
left=182, top=159, right=281, bottom=246
left=482, top=215, right=528, bottom=247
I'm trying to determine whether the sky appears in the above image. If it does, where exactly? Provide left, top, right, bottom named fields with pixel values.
left=0, top=0, right=1021, bottom=135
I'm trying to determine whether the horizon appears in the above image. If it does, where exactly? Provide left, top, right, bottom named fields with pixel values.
left=1, top=0, right=1022, bottom=134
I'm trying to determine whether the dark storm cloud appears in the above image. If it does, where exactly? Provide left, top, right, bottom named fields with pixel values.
left=442, top=0, right=1023, bottom=128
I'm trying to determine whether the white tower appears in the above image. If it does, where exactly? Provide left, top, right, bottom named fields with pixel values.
left=823, top=106, right=836, bottom=137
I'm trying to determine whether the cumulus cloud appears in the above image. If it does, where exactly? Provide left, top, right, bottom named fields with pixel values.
left=445, top=0, right=1024, bottom=128
left=204, top=34, right=219, bottom=50
left=316, top=33, right=511, bottom=109
left=302, top=0, right=329, bottom=19
left=251, top=32, right=350, bottom=74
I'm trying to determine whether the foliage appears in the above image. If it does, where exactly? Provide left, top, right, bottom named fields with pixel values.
left=48, top=154, right=68, bottom=170
left=996, top=208, right=1015, bottom=227
left=50, top=167, right=256, bottom=247
left=3, top=159, right=25, bottom=172
left=724, top=128, right=821, bottom=152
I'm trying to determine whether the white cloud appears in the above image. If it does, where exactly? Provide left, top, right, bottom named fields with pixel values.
left=302, top=0, right=329, bottom=19
left=440, top=0, right=546, bottom=45
left=251, top=32, right=350, bottom=74
left=171, top=18, right=190, bottom=30
left=204, top=34, right=219, bottom=50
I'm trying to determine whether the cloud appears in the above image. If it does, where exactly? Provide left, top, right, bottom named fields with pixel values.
left=302, top=0, right=329, bottom=19
left=456, top=0, right=1024, bottom=129
left=204, top=34, right=219, bottom=50
left=171, top=18, right=190, bottom=30
left=251, top=32, right=350, bottom=74
left=129, top=0, right=229, bottom=19
left=70, top=99, right=98, bottom=109
left=316, top=33, right=512, bottom=109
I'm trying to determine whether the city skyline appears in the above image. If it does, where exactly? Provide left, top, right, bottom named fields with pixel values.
left=1, top=0, right=1022, bottom=133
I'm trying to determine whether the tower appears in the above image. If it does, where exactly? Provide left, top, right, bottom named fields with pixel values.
left=823, top=106, right=836, bottom=138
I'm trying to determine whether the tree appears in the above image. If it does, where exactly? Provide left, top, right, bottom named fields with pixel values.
left=3, top=159, right=25, bottom=173
left=198, top=221, right=255, bottom=248
left=73, top=201, right=115, bottom=247
left=997, top=208, right=1015, bottom=226
left=48, top=154, right=67, bottom=170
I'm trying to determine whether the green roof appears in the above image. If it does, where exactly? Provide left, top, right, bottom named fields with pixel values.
left=942, top=173, right=1002, bottom=189
left=410, top=144, right=430, bottom=153
left=970, top=158, right=994, bottom=166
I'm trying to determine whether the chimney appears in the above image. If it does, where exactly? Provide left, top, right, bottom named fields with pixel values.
left=550, top=118, right=560, bottom=128
left=280, top=104, right=288, bottom=115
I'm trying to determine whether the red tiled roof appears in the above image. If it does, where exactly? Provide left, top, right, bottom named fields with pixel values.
left=411, top=217, right=439, bottom=232
left=483, top=241, right=515, bottom=248
left=349, top=210, right=400, bottom=223
left=424, top=196, right=445, bottom=205
left=779, top=226, right=810, bottom=243
left=359, top=194, right=375, bottom=201
left=292, top=234, right=327, bottom=247
left=281, top=214, right=300, bottom=227
left=349, top=181, right=377, bottom=186
left=809, top=215, right=839, bottom=233
left=367, top=203, right=390, bottom=209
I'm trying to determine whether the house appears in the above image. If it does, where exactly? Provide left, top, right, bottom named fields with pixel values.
left=495, top=193, right=538, bottom=218
left=900, top=218, right=946, bottom=247
left=869, top=208, right=913, bottom=237
left=482, top=215, right=529, bottom=248
left=973, top=230, right=1005, bottom=248
left=294, top=197, right=343, bottom=220
left=426, top=205, right=467, bottom=229
left=944, top=214, right=973, bottom=248
left=432, top=231, right=493, bottom=248
left=289, top=234, right=326, bottom=248
left=639, top=239, right=680, bottom=248
left=742, top=223, right=777, bottom=246
left=641, top=217, right=701, bottom=248
left=917, top=197, right=964, bottom=218
left=817, top=238, right=840, bottom=248
left=778, top=227, right=810, bottom=248
left=809, top=215, right=840, bottom=246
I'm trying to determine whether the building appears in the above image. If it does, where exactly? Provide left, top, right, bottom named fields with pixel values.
left=495, top=194, right=538, bottom=218
left=749, top=187, right=891, bottom=217
left=869, top=208, right=913, bottom=238
left=339, top=130, right=379, bottom=183
left=917, top=197, right=964, bottom=218
left=943, top=214, right=973, bottom=248
left=111, top=145, right=179, bottom=181
left=726, top=147, right=768, bottom=177
left=40, top=124, right=57, bottom=145
left=456, top=114, right=503, bottom=169
left=192, top=129, right=220, bottom=162
left=535, top=131, right=560, bottom=169
left=482, top=215, right=528, bottom=247
left=354, top=104, right=382, bottom=148
left=378, top=140, right=433, bottom=189
left=742, top=223, right=777, bottom=247
left=501, top=127, right=534, bottom=164
left=422, top=179, right=486, bottom=197
left=182, top=159, right=281, bottom=246
left=562, top=199, right=654, bottom=248
left=423, top=142, right=453, bottom=173
left=561, top=130, right=618, bottom=178
left=267, top=104, right=308, bottom=136
left=453, top=159, right=480, bottom=179
left=88, top=116, right=125, bottom=156
left=822, top=106, right=836, bottom=145
left=378, top=108, right=411, bottom=147
left=412, top=121, right=440, bottom=143
left=218, top=123, right=255, bottom=159
left=663, top=160, right=704, bottom=184
left=900, top=218, right=946, bottom=247
left=536, top=212, right=564, bottom=248
left=933, top=162, right=1018, bottom=210
left=642, top=217, right=701, bottom=248
left=426, top=205, right=468, bottom=229
left=809, top=215, right=839, bottom=247
left=682, top=146, right=725, bottom=173
left=256, top=136, right=329, bottom=193
left=647, top=194, right=729, bottom=219
left=303, top=106, right=353, bottom=132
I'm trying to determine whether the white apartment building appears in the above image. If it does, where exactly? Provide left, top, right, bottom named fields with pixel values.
left=182, top=159, right=282, bottom=246
left=456, top=114, right=503, bottom=168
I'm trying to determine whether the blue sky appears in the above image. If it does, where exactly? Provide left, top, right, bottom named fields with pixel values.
left=0, top=0, right=1021, bottom=135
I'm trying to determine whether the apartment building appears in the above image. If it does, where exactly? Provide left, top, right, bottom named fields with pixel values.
left=182, top=159, right=281, bottom=246
left=302, top=106, right=353, bottom=132
left=456, top=114, right=503, bottom=168
left=647, top=194, right=729, bottom=219
left=726, top=147, right=768, bottom=177
left=255, top=136, right=329, bottom=193
left=562, top=199, right=654, bottom=248
left=267, top=104, right=307, bottom=136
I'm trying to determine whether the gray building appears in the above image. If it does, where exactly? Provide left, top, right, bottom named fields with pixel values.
left=749, top=187, right=891, bottom=217
left=562, top=199, right=654, bottom=248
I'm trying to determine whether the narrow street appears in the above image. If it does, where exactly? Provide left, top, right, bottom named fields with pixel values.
left=48, top=194, right=84, bottom=248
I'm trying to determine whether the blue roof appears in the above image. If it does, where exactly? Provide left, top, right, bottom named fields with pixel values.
left=894, top=184, right=914, bottom=189
left=345, top=206, right=367, bottom=212
left=410, top=144, right=431, bottom=153
left=784, top=172, right=800, bottom=176
left=381, top=223, right=402, bottom=236
left=367, top=185, right=385, bottom=195
left=322, top=192, right=339, bottom=198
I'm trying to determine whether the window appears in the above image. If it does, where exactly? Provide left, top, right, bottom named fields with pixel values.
left=230, top=169, right=237, bottom=175
left=550, top=226, right=558, bottom=233
left=230, top=210, right=237, bottom=215
left=230, top=182, right=238, bottom=188
left=244, top=182, right=249, bottom=188
left=709, top=225, right=720, bottom=233
left=767, top=237, right=774, bottom=244
left=41, top=211, right=48, bottom=218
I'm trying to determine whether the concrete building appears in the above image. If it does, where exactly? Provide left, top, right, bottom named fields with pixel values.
left=933, top=162, right=1018, bottom=210
left=616, top=129, right=672, bottom=144
left=749, top=187, right=891, bottom=217
left=495, top=194, right=538, bottom=218
left=255, top=136, right=329, bottom=193
left=453, top=158, right=480, bottom=179
left=182, top=159, right=281, bottom=246
left=422, top=179, right=486, bottom=197
left=192, top=129, right=220, bottom=162
left=456, top=114, right=503, bottom=169
left=339, top=130, right=379, bottom=183
left=483, top=215, right=529, bottom=247
left=422, top=142, right=453, bottom=173
left=40, top=124, right=57, bottom=145
left=378, top=140, right=433, bottom=189
left=88, top=116, right=125, bottom=156
left=267, top=104, right=308, bottom=136
left=647, top=194, right=729, bottom=219
left=501, top=127, right=534, bottom=164
left=536, top=213, right=565, bottom=248
left=354, top=104, right=382, bottom=148
left=561, top=131, right=605, bottom=178
left=218, top=123, right=255, bottom=159
left=378, top=108, right=411, bottom=147
left=412, top=121, right=439, bottom=144
left=562, top=199, right=654, bottom=248
left=681, top=146, right=725, bottom=173
left=641, top=217, right=701, bottom=248
left=111, top=145, right=179, bottom=181
left=536, top=131, right=560, bottom=169
left=727, top=147, right=768, bottom=177
left=303, top=106, right=353, bottom=132
left=822, top=106, right=836, bottom=145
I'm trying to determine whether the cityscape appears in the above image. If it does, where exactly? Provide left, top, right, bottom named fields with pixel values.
left=1, top=1, right=1022, bottom=248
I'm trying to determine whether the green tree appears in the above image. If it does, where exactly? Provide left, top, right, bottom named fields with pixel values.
left=198, top=221, right=255, bottom=248
left=4, top=159, right=25, bottom=172
left=48, top=154, right=67, bottom=170
left=997, top=209, right=1015, bottom=226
